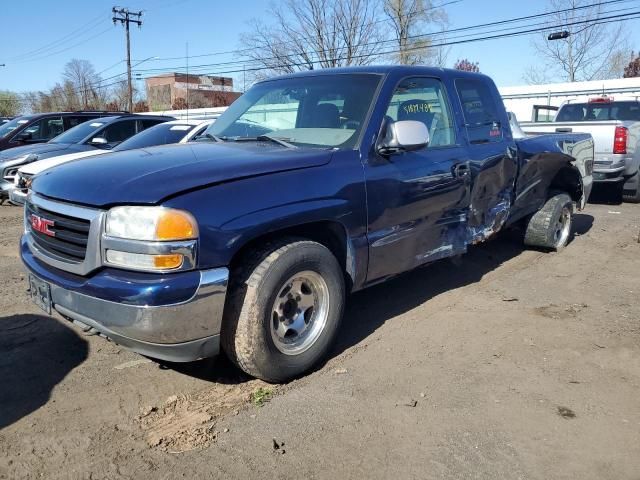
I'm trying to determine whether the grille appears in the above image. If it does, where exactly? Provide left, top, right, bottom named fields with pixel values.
left=26, top=202, right=90, bottom=262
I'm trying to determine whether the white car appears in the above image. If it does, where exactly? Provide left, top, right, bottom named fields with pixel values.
left=10, top=119, right=214, bottom=205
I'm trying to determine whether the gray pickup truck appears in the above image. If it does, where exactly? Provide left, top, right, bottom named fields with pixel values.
left=521, top=98, right=640, bottom=202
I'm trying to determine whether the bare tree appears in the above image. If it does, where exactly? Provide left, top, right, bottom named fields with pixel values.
left=383, top=0, right=449, bottom=65
left=528, top=0, right=630, bottom=82
left=0, top=91, right=22, bottom=116
left=110, top=80, right=140, bottom=111
left=429, top=23, right=451, bottom=68
left=240, top=0, right=383, bottom=78
left=63, top=59, right=105, bottom=109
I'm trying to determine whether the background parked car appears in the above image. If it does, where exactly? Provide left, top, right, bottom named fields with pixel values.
left=0, top=114, right=174, bottom=200
left=0, top=111, right=127, bottom=152
left=10, top=119, right=214, bottom=204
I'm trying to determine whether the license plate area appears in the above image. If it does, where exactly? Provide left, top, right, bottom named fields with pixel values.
left=29, top=274, right=51, bottom=314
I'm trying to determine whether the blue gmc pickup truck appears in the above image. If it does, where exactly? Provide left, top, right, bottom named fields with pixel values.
left=21, top=66, right=593, bottom=382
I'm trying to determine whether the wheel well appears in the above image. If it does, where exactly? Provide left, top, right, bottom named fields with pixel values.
left=229, top=221, right=352, bottom=289
left=549, top=165, right=583, bottom=202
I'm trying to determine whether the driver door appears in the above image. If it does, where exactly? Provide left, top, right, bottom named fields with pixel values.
left=364, top=76, right=471, bottom=283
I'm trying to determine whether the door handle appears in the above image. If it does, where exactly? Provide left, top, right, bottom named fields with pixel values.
left=453, top=162, right=471, bottom=179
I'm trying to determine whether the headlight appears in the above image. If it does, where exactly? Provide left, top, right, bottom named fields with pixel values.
left=105, top=206, right=198, bottom=241
left=103, top=206, right=198, bottom=272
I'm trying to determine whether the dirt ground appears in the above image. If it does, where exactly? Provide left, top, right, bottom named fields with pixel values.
left=0, top=186, right=639, bottom=480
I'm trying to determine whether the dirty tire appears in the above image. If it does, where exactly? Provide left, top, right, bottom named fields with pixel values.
left=524, top=193, right=573, bottom=251
left=622, top=171, right=640, bottom=203
left=221, top=238, right=345, bottom=383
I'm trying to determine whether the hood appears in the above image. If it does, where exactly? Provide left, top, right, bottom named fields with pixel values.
left=21, top=149, right=106, bottom=175
left=0, top=143, right=72, bottom=162
left=32, top=142, right=333, bottom=207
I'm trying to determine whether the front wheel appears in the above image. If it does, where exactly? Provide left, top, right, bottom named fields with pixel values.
left=524, top=193, right=573, bottom=251
left=221, top=239, right=345, bottom=383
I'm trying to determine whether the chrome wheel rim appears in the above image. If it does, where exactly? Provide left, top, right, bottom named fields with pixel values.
left=553, top=206, right=572, bottom=247
left=270, top=271, right=329, bottom=355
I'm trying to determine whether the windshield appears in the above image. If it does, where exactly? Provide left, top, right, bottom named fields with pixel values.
left=556, top=101, right=640, bottom=122
left=204, top=73, right=381, bottom=149
left=114, top=123, right=196, bottom=151
left=50, top=119, right=111, bottom=144
left=0, top=116, right=32, bottom=139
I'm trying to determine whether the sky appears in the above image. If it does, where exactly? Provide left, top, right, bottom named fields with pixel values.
left=1, top=0, right=639, bottom=94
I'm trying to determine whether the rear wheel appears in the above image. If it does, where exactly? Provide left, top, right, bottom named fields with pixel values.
left=524, top=193, right=573, bottom=251
left=221, top=239, right=345, bottom=383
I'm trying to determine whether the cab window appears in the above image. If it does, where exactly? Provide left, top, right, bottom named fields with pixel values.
left=96, top=120, right=137, bottom=145
left=24, top=116, right=64, bottom=141
left=385, top=77, right=455, bottom=148
left=455, top=78, right=502, bottom=143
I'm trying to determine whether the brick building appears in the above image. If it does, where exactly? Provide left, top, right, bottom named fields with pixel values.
left=145, top=73, right=242, bottom=110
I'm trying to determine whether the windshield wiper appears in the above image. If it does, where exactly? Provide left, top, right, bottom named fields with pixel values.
left=255, top=134, right=297, bottom=149
left=225, top=135, right=297, bottom=149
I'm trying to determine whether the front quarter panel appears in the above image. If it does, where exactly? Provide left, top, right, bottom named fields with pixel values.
left=163, top=150, right=368, bottom=286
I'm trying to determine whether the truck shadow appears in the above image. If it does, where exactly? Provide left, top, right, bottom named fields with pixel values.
left=329, top=219, right=593, bottom=363
left=588, top=184, right=623, bottom=205
left=0, top=314, right=88, bottom=429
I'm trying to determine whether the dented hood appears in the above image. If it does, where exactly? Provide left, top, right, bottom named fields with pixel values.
left=32, top=142, right=333, bottom=208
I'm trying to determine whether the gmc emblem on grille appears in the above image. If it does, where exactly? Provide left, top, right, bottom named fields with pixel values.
left=30, top=214, right=55, bottom=237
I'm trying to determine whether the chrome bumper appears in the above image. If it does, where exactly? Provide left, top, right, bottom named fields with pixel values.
left=28, top=267, right=229, bottom=362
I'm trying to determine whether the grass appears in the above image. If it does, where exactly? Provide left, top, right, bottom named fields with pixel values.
left=251, top=387, right=273, bottom=407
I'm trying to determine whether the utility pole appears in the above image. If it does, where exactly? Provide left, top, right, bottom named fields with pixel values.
left=112, top=7, right=142, bottom=112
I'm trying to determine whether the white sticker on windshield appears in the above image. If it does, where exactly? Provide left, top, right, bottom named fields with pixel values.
left=89, top=122, right=104, bottom=127
left=170, top=125, right=191, bottom=131
left=18, top=120, right=29, bottom=124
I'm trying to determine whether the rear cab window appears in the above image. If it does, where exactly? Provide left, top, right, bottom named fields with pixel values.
left=455, top=78, right=503, bottom=144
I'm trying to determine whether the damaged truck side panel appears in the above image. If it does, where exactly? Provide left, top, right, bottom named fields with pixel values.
left=361, top=71, right=589, bottom=285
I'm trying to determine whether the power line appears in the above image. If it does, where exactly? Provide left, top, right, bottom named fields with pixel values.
left=132, top=3, right=640, bottom=78
left=133, top=8, right=640, bottom=80
left=135, top=0, right=463, bottom=63
left=0, top=72, right=128, bottom=102
left=10, top=27, right=116, bottom=65
left=133, top=0, right=632, bottom=69
left=4, top=11, right=110, bottom=62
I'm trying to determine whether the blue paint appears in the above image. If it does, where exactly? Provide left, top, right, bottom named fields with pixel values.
left=25, top=66, right=588, bottom=298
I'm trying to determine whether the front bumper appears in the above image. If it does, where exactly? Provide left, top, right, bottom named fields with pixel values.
left=21, top=238, right=229, bottom=362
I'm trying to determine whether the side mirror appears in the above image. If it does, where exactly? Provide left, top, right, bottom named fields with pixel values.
left=377, top=120, right=429, bottom=155
left=90, top=137, right=108, bottom=146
